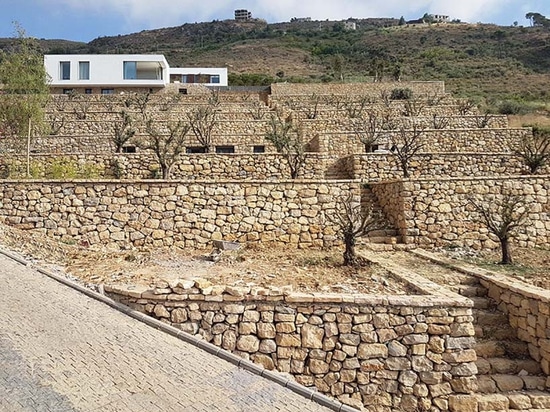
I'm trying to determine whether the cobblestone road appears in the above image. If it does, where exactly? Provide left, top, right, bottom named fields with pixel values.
left=0, top=253, right=332, bottom=412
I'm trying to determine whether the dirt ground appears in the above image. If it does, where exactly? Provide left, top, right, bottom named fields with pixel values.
left=436, top=246, right=550, bottom=290
left=1, top=222, right=547, bottom=293
left=0, top=223, right=409, bottom=295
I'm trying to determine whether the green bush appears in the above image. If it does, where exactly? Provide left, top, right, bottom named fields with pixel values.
left=497, top=100, right=529, bottom=115
left=390, top=88, right=413, bottom=100
left=46, top=158, right=78, bottom=179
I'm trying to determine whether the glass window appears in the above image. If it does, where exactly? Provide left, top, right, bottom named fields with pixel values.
left=186, top=147, right=206, bottom=154
left=101, top=88, right=114, bottom=95
left=84, top=88, right=92, bottom=94
left=210, top=75, right=220, bottom=84
left=79, top=61, right=90, bottom=80
left=123, top=61, right=137, bottom=80
left=253, top=145, right=265, bottom=153
left=215, top=146, right=235, bottom=154
left=60, top=61, right=70, bottom=80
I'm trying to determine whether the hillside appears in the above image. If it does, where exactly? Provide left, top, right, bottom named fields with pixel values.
left=2, top=18, right=550, bottom=105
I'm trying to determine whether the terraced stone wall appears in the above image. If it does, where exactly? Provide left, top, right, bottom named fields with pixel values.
left=106, top=282, right=476, bottom=411
left=0, top=180, right=360, bottom=249
left=370, top=177, right=550, bottom=249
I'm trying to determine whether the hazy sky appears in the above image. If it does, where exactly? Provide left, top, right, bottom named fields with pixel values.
left=2, top=0, right=549, bottom=42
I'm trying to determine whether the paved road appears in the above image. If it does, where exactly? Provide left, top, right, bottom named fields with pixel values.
left=0, top=253, right=332, bottom=412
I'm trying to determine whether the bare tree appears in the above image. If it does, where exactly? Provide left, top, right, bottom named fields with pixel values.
left=265, top=114, right=306, bottom=179
left=187, top=105, right=218, bottom=153
left=513, top=125, right=550, bottom=174
left=390, top=121, right=426, bottom=178
left=351, top=111, right=386, bottom=152
left=247, top=101, right=267, bottom=120
left=124, top=91, right=151, bottom=117
left=473, top=113, right=494, bottom=128
left=142, top=119, right=190, bottom=179
left=401, top=96, right=425, bottom=117
left=468, top=194, right=530, bottom=264
left=457, top=98, right=477, bottom=116
left=112, top=110, right=136, bottom=153
left=303, top=93, right=321, bottom=119
left=432, top=114, right=450, bottom=130
left=343, top=96, right=371, bottom=119
left=70, top=92, right=91, bottom=120
left=327, top=193, right=388, bottom=266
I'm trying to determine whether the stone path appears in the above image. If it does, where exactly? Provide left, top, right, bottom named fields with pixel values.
left=0, top=253, right=333, bottom=412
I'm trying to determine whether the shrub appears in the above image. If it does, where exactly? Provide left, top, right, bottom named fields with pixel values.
left=390, top=88, right=413, bottom=100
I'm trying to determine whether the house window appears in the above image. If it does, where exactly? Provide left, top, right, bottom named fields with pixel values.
left=122, top=146, right=136, bottom=153
left=101, top=88, right=114, bottom=95
left=84, top=88, right=92, bottom=94
left=186, top=146, right=206, bottom=154
left=253, top=145, right=265, bottom=153
left=210, top=75, right=220, bottom=84
left=215, top=145, right=235, bottom=154
left=79, top=61, right=90, bottom=80
left=62, top=88, right=73, bottom=94
left=60, top=61, right=70, bottom=80
left=179, top=88, right=188, bottom=95
left=123, top=61, right=137, bottom=80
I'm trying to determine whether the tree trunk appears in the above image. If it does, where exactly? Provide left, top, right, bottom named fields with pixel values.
left=343, top=232, right=357, bottom=266
left=500, top=237, right=512, bottom=265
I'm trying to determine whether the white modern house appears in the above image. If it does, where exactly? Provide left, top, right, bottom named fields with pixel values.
left=44, top=54, right=228, bottom=94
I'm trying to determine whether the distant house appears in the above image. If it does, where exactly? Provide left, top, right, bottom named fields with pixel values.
left=431, top=14, right=450, bottom=23
left=234, top=9, right=252, bottom=21
left=344, top=21, right=357, bottom=31
left=44, top=54, right=228, bottom=94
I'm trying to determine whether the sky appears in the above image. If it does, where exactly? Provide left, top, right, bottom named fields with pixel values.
left=1, top=0, right=549, bottom=43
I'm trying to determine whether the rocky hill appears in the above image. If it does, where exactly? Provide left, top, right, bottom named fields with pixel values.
left=2, top=18, right=550, bottom=105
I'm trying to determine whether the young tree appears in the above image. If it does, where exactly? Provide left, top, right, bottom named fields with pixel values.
left=327, top=193, right=388, bottom=266
left=468, top=194, right=530, bottom=264
left=112, top=110, right=136, bottom=153
left=265, top=114, right=306, bottom=179
left=142, top=119, right=190, bottom=179
left=187, top=105, right=218, bottom=152
left=0, top=24, right=50, bottom=168
left=351, top=111, right=387, bottom=152
left=390, top=121, right=426, bottom=178
left=513, top=125, right=550, bottom=174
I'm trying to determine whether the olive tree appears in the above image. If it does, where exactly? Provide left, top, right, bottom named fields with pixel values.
left=514, top=125, right=550, bottom=174
left=0, top=24, right=50, bottom=175
left=142, top=119, right=190, bottom=179
left=327, top=193, right=388, bottom=266
left=265, top=114, right=306, bottom=179
left=468, top=193, right=530, bottom=265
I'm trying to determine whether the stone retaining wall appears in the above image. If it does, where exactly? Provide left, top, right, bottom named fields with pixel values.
left=105, top=278, right=476, bottom=411
left=0, top=180, right=360, bottom=249
left=477, top=273, right=550, bottom=376
left=370, top=177, right=550, bottom=249
left=270, top=81, right=446, bottom=98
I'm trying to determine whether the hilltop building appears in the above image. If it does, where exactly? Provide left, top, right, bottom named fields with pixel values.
left=44, top=54, right=228, bottom=94
left=234, top=9, right=252, bottom=21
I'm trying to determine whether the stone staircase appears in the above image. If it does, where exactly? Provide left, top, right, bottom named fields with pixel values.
left=359, top=186, right=401, bottom=246
left=440, top=262, right=550, bottom=411
left=364, top=250, right=550, bottom=411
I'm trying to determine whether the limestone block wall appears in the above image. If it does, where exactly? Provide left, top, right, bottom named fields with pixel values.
left=105, top=282, right=476, bottom=411
left=370, top=177, right=550, bottom=249
left=316, top=128, right=529, bottom=157
left=270, top=82, right=446, bottom=98
left=480, top=273, right=550, bottom=376
left=0, top=180, right=360, bottom=249
left=4, top=153, right=345, bottom=180
left=349, top=153, right=544, bottom=181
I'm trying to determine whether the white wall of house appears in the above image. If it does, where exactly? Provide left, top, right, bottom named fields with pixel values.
left=169, top=67, right=228, bottom=87
left=44, top=54, right=170, bottom=88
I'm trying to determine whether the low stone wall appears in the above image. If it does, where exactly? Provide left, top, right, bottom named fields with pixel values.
left=4, top=154, right=347, bottom=180
left=0, top=180, right=360, bottom=249
left=349, top=153, right=543, bottom=181
left=317, top=129, right=529, bottom=157
left=479, top=273, right=550, bottom=376
left=370, top=177, right=550, bottom=249
left=270, top=81, right=446, bottom=98
left=105, top=277, right=476, bottom=411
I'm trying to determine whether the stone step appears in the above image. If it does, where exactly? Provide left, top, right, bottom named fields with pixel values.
left=475, top=310, right=510, bottom=326
left=457, top=285, right=488, bottom=297
left=470, top=296, right=491, bottom=309
left=450, top=391, right=550, bottom=411
left=476, top=357, right=543, bottom=376
left=476, top=340, right=531, bottom=359
left=476, top=324, right=520, bottom=341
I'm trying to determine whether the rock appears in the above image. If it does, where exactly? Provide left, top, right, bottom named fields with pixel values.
left=153, top=304, right=170, bottom=318
left=301, top=323, right=324, bottom=349
left=171, top=308, right=188, bottom=323
left=236, top=335, right=259, bottom=353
